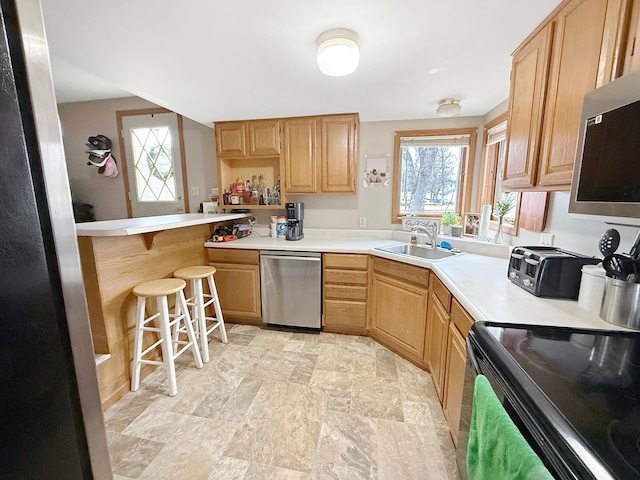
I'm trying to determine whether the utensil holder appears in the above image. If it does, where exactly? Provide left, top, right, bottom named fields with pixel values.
left=600, top=276, right=640, bottom=330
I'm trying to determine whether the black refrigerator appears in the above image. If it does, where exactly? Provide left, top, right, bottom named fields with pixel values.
left=0, top=0, right=111, bottom=478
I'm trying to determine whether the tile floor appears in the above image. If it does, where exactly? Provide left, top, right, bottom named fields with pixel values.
left=104, top=324, right=458, bottom=480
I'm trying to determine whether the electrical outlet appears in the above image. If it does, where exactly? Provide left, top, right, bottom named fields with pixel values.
left=359, top=216, right=366, bottom=228
left=190, top=186, right=199, bottom=196
left=540, top=233, right=555, bottom=246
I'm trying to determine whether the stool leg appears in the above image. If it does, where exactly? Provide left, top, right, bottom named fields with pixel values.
left=193, top=278, right=209, bottom=362
left=131, top=296, right=146, bottom=392
left=178, top=289, right=203, bottom=369
left=207, top=274, right=228, bottom=344
left=157, top=295, right=178, bottom=396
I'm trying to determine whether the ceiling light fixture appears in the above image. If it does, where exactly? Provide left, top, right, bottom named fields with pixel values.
left=436, top=98, right=461, bottom=117
left=317, top=28, right=360, bottom=77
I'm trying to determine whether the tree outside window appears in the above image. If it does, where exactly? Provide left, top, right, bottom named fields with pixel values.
left=392, top=128, right=477, bottom=222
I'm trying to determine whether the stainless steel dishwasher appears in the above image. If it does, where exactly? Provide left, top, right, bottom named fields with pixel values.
left=260, top=250, right=322, bottom=329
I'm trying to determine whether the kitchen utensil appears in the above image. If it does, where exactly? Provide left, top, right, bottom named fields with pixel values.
left=629, top=230, right=640, bottom=260
left=602, top=254, right=638, bottom=281
left=599, top=229, right=620, bottom=257
left=600, top=276, right=640, bottom=329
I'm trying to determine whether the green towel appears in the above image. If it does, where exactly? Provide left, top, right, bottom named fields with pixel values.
left=467, top=375, right=555, bottom=480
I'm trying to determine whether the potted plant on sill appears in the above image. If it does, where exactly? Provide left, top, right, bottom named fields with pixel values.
left=441, top=212, right=461, bottom=236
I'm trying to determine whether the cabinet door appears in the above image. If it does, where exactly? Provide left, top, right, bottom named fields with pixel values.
left=426, top=294, right=449, bottom=401
left=283, top=118, right=317, bottom=193
left=538, top=0, right=627, bottom=187
left=320, top=114, right=358, bottom=193
left=215, top=122, right=246, bottom=157
left=503, top=23, right=553, bottom=189
left=443, top=323, right=467, bottom=446
left=249, top=120, right=280, bottom=156
left=209, top=263, right=261, bottom=323
left=370, top=272, right=428, bottom=360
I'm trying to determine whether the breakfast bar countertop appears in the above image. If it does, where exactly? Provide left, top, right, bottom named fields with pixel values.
left=206, top=228, right=626, bottom=333
left=75, top=213, right=247, bottom=237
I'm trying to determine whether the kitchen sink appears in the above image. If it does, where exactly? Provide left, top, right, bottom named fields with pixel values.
left=375, top=244, right=459, bottom=261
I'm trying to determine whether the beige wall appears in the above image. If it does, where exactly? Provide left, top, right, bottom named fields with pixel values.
left=60, top=96, right=638, bottom=257
left=58, top=97, right=217, bottom=220
left=253, top=115, right=486, bottom=230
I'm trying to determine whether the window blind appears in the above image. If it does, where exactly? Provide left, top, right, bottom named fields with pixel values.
left=400, top=134, right=470, bottom=148
left=486, top=121, right=507, bottom=145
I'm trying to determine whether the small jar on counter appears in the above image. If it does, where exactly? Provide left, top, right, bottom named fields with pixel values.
left=276, top=215, right=287, bottom=239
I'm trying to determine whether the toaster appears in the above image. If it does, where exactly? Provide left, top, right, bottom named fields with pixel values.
left=508, top=246, right=600, bottom=298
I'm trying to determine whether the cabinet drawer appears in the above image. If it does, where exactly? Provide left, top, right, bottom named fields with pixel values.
left=324, top=253, right=368, bottom=270
left=324, top=284, right=367, bottom=301
left=207, top=248, right=259, bottom=265
left=372, top=257, right=429, bottom=288
left=451, top=298, right=474, bottom=337
left=324, top=269, right=368, bottom=285
left=324, top=299, right=366, bottom=328
left=431, top=274, right=452, bottom=312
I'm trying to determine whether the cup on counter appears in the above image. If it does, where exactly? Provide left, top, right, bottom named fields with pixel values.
left=600, top=276, right=640, bottom=330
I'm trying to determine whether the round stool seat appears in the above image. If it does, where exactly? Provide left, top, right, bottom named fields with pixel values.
left=133, top=278, right=186, bottom=298
left=174, top=266, right=217, bottom=280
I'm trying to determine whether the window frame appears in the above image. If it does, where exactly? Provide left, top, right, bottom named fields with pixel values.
left=479, top=112, right=521, bottom=236
left=391, top=127, right=477, bottom=223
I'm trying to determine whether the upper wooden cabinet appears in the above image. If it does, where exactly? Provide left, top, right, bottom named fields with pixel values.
left=284, top=113, right=359, bottom=195
left=319, top=114, right=359, bottom=194
left=502, top=23, right=553, bottom=190
left=249, top=120, right=281, bottom=156
left=283, top=117, right=318, bottom=193
left=503, top=0, right=631, bottom=190
left=215, top=121, right=247, bottom=157
left=215, top=119, right=280, bottom=158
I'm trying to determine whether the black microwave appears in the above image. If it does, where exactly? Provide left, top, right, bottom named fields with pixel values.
left=569, top=68, right=640, bottom=224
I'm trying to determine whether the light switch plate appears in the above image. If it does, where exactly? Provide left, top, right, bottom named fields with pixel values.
left=190, top=186, right=199, bottom=196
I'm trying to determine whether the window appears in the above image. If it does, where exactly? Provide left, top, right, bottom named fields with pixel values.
left=131, top=126, right=177, bottom=202
left=392, top=128, right=477, bottom=221
left=479, top=113, right=521, bottom=235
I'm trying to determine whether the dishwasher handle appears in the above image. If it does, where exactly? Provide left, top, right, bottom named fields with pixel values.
left=261, top=255, right=321, bottom=262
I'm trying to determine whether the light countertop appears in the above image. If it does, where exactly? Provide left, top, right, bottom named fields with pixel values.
left=206, top=229, right=625, bottom=332
left=75, top=213, right=247, bottom=237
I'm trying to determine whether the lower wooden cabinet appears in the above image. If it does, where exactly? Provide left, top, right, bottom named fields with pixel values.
left=323, top=253, right=368, bottom=334
left=426, top=282, right=475, bottom=447
left=443, top=321, right=468, bottom=446
left=207, top=248, right=262, bottom=324
left=369, top=257, right=429, bottom=362
left=425, top=291, right=449, bottom=401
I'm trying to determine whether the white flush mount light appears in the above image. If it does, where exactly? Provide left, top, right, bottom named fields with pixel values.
left=436, top=98, right=461, bottom=117
left=317, top=28, right=360, bottom=77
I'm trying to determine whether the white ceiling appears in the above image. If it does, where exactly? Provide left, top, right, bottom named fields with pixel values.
left=41, top=0, right=562, bottom=126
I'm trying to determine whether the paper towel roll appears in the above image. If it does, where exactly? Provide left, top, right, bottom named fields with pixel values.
left=478, top=203, right=492, bottom=240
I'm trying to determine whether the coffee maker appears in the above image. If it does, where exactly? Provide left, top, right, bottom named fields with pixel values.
left=285, top=202, right=304, bottom=241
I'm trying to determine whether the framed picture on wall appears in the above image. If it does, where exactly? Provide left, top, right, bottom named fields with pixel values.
left=463, top=212, right=481, bottom=237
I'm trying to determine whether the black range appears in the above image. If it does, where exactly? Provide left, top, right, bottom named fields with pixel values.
left=467, top=322, right=640, bottom=480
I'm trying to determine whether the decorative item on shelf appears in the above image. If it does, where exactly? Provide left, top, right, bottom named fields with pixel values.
left=493, top=195, right=517, bottom=244
left=362, top=154, right=391, bottom=188
left=316, top=27, right=360, bottom=77
left=441, top=212, right=459, bottom=236
left=463, top=212, right=481, bottom=237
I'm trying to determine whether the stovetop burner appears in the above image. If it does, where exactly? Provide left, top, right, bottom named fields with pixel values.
left=481, top=323, right=640, bottom=480
left=608, top=416, right=640, bottom=477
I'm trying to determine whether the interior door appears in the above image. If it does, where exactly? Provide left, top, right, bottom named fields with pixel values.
left=121, top=112, right=186, bottom=217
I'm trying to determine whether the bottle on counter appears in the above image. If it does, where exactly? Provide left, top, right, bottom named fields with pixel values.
left=276, top=215, right=287, bottom=239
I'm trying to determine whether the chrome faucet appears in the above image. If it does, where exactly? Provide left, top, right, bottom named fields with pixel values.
left=411, top=224, right=438, bottom=248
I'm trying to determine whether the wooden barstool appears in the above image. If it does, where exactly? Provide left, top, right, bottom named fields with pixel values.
left=131, top=278, right=203, bottom=396
left=173, top=266, right=228, bottom=363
